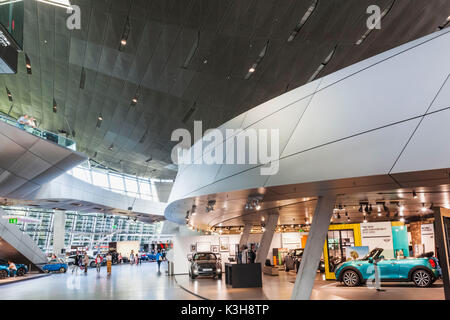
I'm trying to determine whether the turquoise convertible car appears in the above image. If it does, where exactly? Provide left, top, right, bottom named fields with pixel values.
left=335, top=248, right=441, bottom=287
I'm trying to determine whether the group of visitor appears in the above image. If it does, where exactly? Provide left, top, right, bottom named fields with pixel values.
left=71, top=252, right=112, bottom=276
left=237, top=245, right=256, bottom=264
left=129, top=250, right=142, bottom=265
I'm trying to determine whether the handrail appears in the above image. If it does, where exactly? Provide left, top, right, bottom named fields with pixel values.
left=0, top=114, right=76, bottom=151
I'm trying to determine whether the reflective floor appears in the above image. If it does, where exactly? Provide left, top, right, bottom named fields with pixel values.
left=0, top=263, right=444, bottom=300
left=176, top=270, right=445, bottom=300
left=0, top=262, right=199, bottom=300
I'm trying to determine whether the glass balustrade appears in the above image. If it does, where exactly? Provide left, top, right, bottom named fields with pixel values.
left=0, top=114, right=76, bottom=151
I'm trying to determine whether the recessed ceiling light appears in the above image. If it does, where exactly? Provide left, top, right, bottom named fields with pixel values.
left=249, top=67, right=255, bottom=73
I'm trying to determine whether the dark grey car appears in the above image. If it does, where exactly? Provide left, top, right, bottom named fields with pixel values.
left=188, top=252, right=222, bottom=279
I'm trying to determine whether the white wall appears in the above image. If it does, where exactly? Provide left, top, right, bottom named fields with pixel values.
left=171, top=232, right=283, bottom=274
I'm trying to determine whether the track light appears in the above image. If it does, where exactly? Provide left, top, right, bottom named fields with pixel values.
left=358, top=204, right=363, bottom=213
left=429, top=203, right=434, bottom=210
left=119, top=17, right=131, bottom=51
left=109, top=144, right=114, bottom=150
left=413, top=190, right=418, bottom=199
left=400, top=217, right=405, bottom=223
left=5, top=87, right=12, bottom=102
left=421, top=203, right=427, bottom=212
left=53, top=99, right=57, bottom=113
left=96, top=114, right=103, bottom=128
left=25, top=54, right=32, bottom=74
left=365, top=203, right=369, bottom=213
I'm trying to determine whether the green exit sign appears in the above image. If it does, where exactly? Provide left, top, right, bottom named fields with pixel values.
left=112, top=225, right=117, bottom=229
left=9, top=218, right=17, bottom=224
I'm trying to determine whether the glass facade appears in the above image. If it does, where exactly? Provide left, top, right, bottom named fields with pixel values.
left=68, top=163, right=174, bottom=202
left=2, top=207, right=163, bottom=254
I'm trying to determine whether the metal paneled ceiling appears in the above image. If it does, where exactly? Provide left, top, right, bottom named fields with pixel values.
left=0, top=0, right=449, bottom=179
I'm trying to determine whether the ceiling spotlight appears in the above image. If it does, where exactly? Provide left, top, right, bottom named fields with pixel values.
left=429, top=203, right=434, bottom=210
left=6, top=87, right=12, bottom=102
left=256, top=204, right=261, bottom=210
left=25, top=54, right=32, bottom=74
left=377, top=212, right=382, bottom=217
left=400, top=217, right=405, bottom=223
left=337, top=213, right=341, bottom=219
left=358, top=204, right=363, bottom=213
left=96, top=114, right=103, bottom=128
left=261, top=216, right=265, bottom=222
left=119, top=17, right=131, bottom=51
left=131, top=87, right=140, bottom=106
left=53, top=99, right=57, bottom=113
left=413, top=190, right=418, bottom=199
left=109, top=144, right=114, bottom=150
left=365, top=203, right=369, bottom=213
left=249, top=66, right=256, bottom=73
left=363, top=219, right=368, bottom=223
left=421, top=203, right=427, bottom=212
left=206, top=200, right=216, bottom=213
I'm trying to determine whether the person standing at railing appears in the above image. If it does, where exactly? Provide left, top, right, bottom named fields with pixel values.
left=17, top=114, right=29, bottom=129
left=28, top=117, right=37, bottom=128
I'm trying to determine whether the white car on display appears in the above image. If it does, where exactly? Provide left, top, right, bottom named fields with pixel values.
left=66, top=255, right=96, bottom=268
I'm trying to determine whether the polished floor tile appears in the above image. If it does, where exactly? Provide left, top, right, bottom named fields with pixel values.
left=0, top=262, right=199, bottom=300
left=176, top=270, right=445, bottom=300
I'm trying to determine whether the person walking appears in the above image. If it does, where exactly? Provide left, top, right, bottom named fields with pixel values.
left=83, top=253, right=89, bottom=274
left=95, top=254, right=103, bottom=273
left=156, top=250, right=163, bottom=272
left=106, top=252, right=112, bottom=276
left=8, top=261, right=17, bottom=277
left=118, top=253, right=122, bottom=264
left=72, top=254, right=80, bottom=274
left=129, top=251, right=135, bottom=265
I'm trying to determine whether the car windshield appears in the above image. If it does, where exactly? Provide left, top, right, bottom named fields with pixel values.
left=193, top=253, right=216, bottom=261
left=360, top=248, right=383, bottom=260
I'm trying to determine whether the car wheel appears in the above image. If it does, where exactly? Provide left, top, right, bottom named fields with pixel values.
left=59, top=267, right=66, bottom=273
left=342, top=270, right=360, bottom=287
left=0, top=270, right=8, bottom=279
left=412, top=269, right=432, bottom=287
left=16, top=268, right=25, bottom=276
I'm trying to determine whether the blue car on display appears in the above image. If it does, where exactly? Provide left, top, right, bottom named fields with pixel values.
left=335, top=248, right=441, bottom=287
left=42, top=259, right=68, bottom=273
left=0, top=265, right=10, bottom=279
left=0, top=259, right=28, bottom=276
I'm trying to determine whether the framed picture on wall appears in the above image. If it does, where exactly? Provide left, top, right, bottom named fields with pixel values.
left=219, top=237, right=229, bottom=252
left=211, top=245, right=219, bottom=253
left=190, top=244, right=196, bottom=252
left=196, top=242, right=211, bottom=252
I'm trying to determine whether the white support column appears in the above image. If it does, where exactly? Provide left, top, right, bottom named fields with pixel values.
left=53, top=211, right=66, bottom=257
left=256, top=212, right=279, bottom=265
left=291, top=195, right=335, bottom=300
left=239, top=222, right=253, bottom=247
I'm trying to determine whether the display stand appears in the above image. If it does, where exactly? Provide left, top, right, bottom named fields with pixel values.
left=224, top=263, right=262, bottom=288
